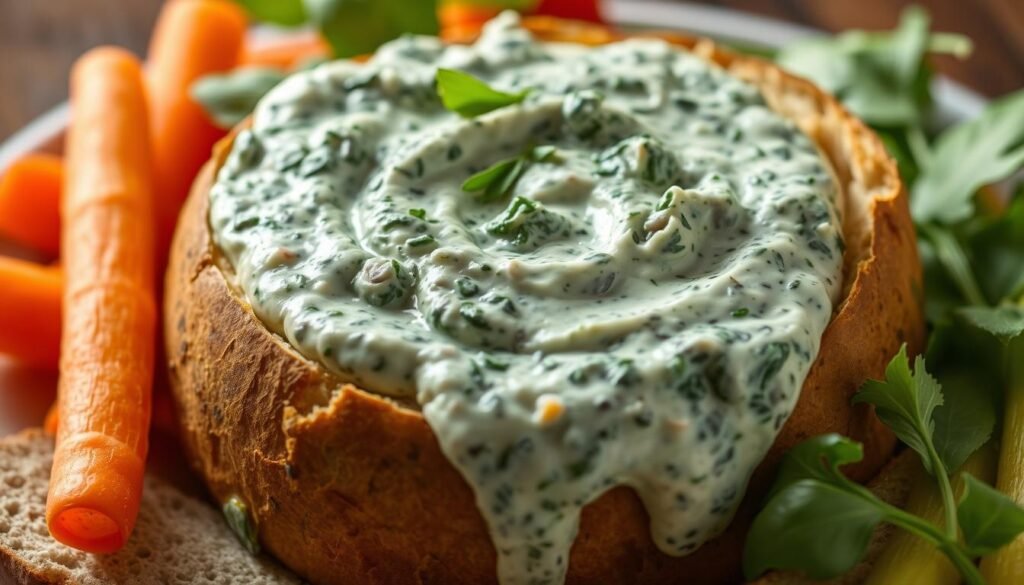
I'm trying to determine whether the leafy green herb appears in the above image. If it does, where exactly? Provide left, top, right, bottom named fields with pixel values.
left=233, top=0, right=307, bottom=26
left=959, top=473, right=1024, bottom=556
left=852, top=345, right=947, bottom=473
left=745, top=473, right=886, bottom=580
left=436, top=68, right=529, bottom=118
left=957, top=306, right=1024, bottom=344
left=912, top=91, right=1024, bottom=224
left=746, top=347, right=1016, bottom=585
left=191, top=67, right=287, bottom=129
left=777, top=7, right=968, bottom=128
left=969, top=197, right=1024, bottom=303
left=931, top=371, right=996, bottom=473
left=744, top=434, right=995, bottom=585
left=463, top=157, right=527, bottom=202
left=462, top=145, right=560, bottom=202
left=304, top=0, right=439, bottom=58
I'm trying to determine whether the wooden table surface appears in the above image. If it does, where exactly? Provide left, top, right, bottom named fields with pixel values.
left=0, top=0, right=1022, bottom=141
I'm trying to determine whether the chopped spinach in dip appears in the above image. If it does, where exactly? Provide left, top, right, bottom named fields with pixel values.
left=209, top=12, right=844, bottom=585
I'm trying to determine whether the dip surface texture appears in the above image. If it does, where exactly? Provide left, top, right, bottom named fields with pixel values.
left=210, top=13, right=844, bottom=585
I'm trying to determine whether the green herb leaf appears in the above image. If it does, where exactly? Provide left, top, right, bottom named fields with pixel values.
left=462, top=146, right=560, bottom=202
left=853, top=345, right=944, bottom=473
left=777, top=7, right=955, bottom=127
left=768, top=434, right=863, bottom=497
left=191, top=67, right=287, bottom=129
left=918, top=223, right=988, bottom=307
left=931, top=371, right=996, bottom=472
left=234, top=0, right=307, bottom=26
left=958, top=473, right=1024, bottom=555
left=436, top=68, right=529, bottom=118
left=969, top=196, right=1024, bottom=303
left=462, top=156, right=526, bottom=202
left=304, top=0, right=439, bottom=59
left=957, top=305, right=1024, bottom=345
left=912, top=90, right=1024, bottom=224
left=743, top=480, right=885, bottom=580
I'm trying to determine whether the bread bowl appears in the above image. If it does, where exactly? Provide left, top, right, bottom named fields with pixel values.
left=165, top=13, right=924, bottom=585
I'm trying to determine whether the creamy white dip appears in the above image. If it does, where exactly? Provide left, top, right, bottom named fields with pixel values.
left=210, top=13, right=844, bottom=585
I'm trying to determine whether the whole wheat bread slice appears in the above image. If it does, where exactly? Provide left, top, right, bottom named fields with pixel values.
left=0, top=429, right=302, bottom=585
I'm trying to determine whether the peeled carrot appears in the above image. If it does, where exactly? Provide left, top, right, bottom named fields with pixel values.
left=440, top=3, right=503, bottom=31
left=46, top=47, right=157, bottom=555
left=147, top=0, right=246, bottom=262
left=240, top=33, right=331, bottom=69
left=0, top=257, right=61, bottom=367
left=0, top=155, right=63, bottom=256
left=44, top=387, right=179, bottom=439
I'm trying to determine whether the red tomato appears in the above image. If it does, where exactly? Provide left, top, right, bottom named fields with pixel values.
left=532, top=0, right=604, bottom=23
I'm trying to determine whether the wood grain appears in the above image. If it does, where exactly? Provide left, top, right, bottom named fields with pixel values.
left=0, top=0, right=1021, bottom=141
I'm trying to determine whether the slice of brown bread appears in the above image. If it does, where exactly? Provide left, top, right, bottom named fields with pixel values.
left=0, top=429, right=302, bottom=585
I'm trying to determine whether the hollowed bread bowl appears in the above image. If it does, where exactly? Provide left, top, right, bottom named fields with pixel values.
left=165, top=16, right=924, bottom=585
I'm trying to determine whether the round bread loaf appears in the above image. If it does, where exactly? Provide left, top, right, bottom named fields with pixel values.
left=165, top=17, right=924, bottom=585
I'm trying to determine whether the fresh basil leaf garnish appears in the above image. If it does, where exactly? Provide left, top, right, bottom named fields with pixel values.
left=463, top=157, right=526, bottom=202
left=437, top=68, right=529, bottom=118
left=462, top=146, right=560, bottom=202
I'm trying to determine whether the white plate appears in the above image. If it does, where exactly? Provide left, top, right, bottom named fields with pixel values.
left=0, top=1, right=989, bottom=436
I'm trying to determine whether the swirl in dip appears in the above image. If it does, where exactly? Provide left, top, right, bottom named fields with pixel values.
left=210, top=13, right=844, bottom=585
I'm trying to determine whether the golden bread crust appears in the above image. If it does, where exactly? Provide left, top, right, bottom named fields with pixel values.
left=165, top=17, right=924, bottom=585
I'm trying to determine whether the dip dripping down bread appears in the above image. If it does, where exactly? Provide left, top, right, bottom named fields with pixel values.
left=165, top=14, right=923, bottom=585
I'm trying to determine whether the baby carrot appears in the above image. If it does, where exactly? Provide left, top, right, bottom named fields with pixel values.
left=0, top=155, right=63, bottom=256
left=0, top=257, right=61, bottom=367
left=440, top=3, right=503, bottom=30
left=240, top=33, right=330, bottom=69
left=46, top=47, right=157, bottom=555
left=147, top=0, right=246, bottom=261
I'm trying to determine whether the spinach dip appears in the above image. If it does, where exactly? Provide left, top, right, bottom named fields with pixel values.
left=210, top=12, right=844, bottom=585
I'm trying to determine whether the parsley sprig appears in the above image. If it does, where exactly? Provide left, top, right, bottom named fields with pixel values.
left=436, top=68, right=530, bottom=118
left=747, top=7, right=1024, bottom=583
left=744, top=347, right=1022, bottom=585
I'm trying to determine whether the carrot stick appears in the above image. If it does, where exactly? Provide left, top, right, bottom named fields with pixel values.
left=0, top=257, right=61, bottom=367
left=44, top=387, right=179, bottom=439
left=46, top=47, right=157, bottom=555
left=439, top=3, right=502, bottom=32
left=147, top=0, right=246, bottom=263
left=0, top=155, right=63, bottom=256
left=240, top=33, right=331, bottom=69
